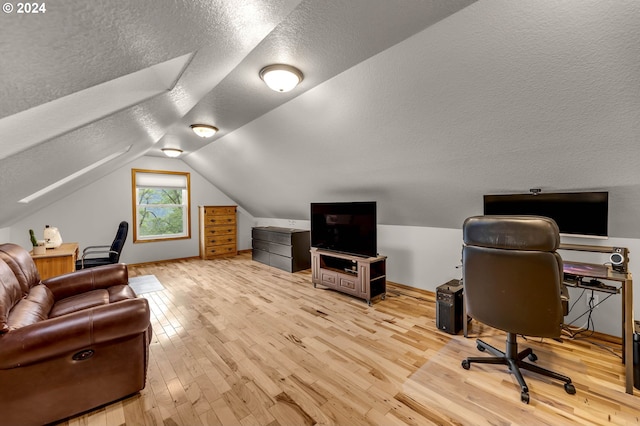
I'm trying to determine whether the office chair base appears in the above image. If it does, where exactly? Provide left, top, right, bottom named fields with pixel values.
left=461, top=334, right=576, bottom=404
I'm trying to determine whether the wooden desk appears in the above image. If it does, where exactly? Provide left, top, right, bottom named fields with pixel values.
left=31, top=242, right=79, bottom=280
left=563, top=261, right=634, bottom=394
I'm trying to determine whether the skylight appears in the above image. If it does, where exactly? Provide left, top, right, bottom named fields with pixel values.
left=18, top=145, right=132, bottom=203
left=0, top=53, right=193, bottom=160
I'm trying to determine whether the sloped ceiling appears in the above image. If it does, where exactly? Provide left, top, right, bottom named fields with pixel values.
left=0, top=0, right=476, bottom=227
left=185, top=0, right=640, bottom=238
left=2, top=0, right=640, bottom=238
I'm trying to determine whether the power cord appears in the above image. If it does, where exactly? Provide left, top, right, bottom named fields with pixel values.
left=561, top=290, right=621, bottom=359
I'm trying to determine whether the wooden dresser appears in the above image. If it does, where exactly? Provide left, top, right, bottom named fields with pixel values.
left=198, top=205, right=237, bottom=259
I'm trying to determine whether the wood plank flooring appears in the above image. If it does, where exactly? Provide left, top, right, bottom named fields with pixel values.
left=60, top=253, right=639, bottom=425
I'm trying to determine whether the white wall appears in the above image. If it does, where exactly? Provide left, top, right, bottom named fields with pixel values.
left=0, top=227, right=10, bottom=243
left=7, top=156, right=255, bottom=264
left=254, top=217, right=469, bottom=287
left=5, top=166, right=638, bottom=337
left=255, top=217, right=640, bottom=338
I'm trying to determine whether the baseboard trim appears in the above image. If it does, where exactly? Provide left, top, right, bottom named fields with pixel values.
left=127, top=256, right=200, bottom=267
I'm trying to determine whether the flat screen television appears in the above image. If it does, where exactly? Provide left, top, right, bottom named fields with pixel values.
left=310, top=201, right=377, bottom=257
left=483, top=191, right=609, bottom=238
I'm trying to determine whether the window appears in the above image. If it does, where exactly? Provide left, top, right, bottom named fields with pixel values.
left=131, top=169, right=191, bottom=242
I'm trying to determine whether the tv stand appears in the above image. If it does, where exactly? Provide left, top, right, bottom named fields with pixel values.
left=310, top=248, right=387, bottom=305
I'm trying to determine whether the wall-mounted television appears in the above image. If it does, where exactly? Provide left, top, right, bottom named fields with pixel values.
left=483, top=191, right=609, bottom=238
left=310, top=201, right=377, bottom=257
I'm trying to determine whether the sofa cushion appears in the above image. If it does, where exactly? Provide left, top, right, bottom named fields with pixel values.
left=0, top=261, right=23, bottom=334
left=49, top=289, right=110, bottom=318
left=7, top=284, right=55, bottom=330
left=0, top=243, right=41, bottom=293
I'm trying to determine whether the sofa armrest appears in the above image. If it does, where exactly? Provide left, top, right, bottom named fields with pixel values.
left=0, top=298, right=149, bottom=369
left=43, top=263, right=128, bottom=300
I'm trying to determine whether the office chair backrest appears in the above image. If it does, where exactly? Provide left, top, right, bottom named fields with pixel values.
left=109, top=221, right=129, bottom=263
left=462, top=215, right=563, bottom=338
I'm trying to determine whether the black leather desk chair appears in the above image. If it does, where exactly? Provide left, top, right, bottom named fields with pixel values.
left=76, top=221, right=128, bottom=269
left=461, top=215, right=576, bottom=403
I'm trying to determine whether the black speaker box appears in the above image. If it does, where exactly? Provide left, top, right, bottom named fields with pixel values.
left=436, top=280, right=464, bottom=334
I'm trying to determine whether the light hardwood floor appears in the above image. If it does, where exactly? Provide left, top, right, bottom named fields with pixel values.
left=60, top=253, right=639, bottom=425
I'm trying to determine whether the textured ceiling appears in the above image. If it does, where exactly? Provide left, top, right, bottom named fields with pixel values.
left=2, top=0, right=640, bottom=239
left=184, top=0, right=640, bottom=238
left=0, top=0, right=475, bottom=227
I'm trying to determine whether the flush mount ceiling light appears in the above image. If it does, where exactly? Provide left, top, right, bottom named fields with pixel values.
left=161, top=148, right=183, bottom=158
left=259, top=64, right=304, bottom=92
left=190, top=124, right=218, bottom=138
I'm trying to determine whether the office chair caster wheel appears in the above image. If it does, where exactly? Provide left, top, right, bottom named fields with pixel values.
left=476, top=344, right=485, bottom=352
left=528, top=353, right=538, bottom=362
left=564, top=383, right=576, bottom=395
left=461, top=360, right=470, bottom=370
left=521, top=392, right=530, bottom=404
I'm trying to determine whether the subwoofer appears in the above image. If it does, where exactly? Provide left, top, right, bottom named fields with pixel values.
left=436, top=280, right=463, bottom=334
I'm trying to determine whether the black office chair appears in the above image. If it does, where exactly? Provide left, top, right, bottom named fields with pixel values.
left=460, top=215, right=576, bottom=403
left=76, top=221, right=128, bottom=269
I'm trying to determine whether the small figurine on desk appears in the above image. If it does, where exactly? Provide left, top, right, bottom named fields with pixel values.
left=43, top=225, right=63, bottom=249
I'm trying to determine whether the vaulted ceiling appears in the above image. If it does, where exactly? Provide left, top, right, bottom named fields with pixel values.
left=2, top=0, right=640, bottom=238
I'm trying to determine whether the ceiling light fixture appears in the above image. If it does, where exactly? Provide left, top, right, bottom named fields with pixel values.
left=161, top=148, right=183, bottom=158
left=259, top=64, right=304, bottom=92
left=190, top=124, right=218, bottom=138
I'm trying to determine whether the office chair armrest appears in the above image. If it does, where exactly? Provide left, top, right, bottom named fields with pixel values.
left=81, top=248, right=119, bottom=259
left=82, top=245, right=111, bottom=255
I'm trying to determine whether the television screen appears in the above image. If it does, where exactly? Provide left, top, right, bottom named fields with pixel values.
left=483, top=191, right=608, bottom=238
left=310, top=201, right=377, bottom=257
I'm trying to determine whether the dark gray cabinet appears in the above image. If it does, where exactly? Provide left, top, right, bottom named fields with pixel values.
left=251, top=227, right=311, bottom=272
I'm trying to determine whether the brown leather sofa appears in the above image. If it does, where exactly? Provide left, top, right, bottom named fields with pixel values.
left=0, top=243, right=152, bottom=426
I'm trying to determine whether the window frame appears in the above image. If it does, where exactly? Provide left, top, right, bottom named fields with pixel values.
left=131, top=168, right=191, bottom=243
